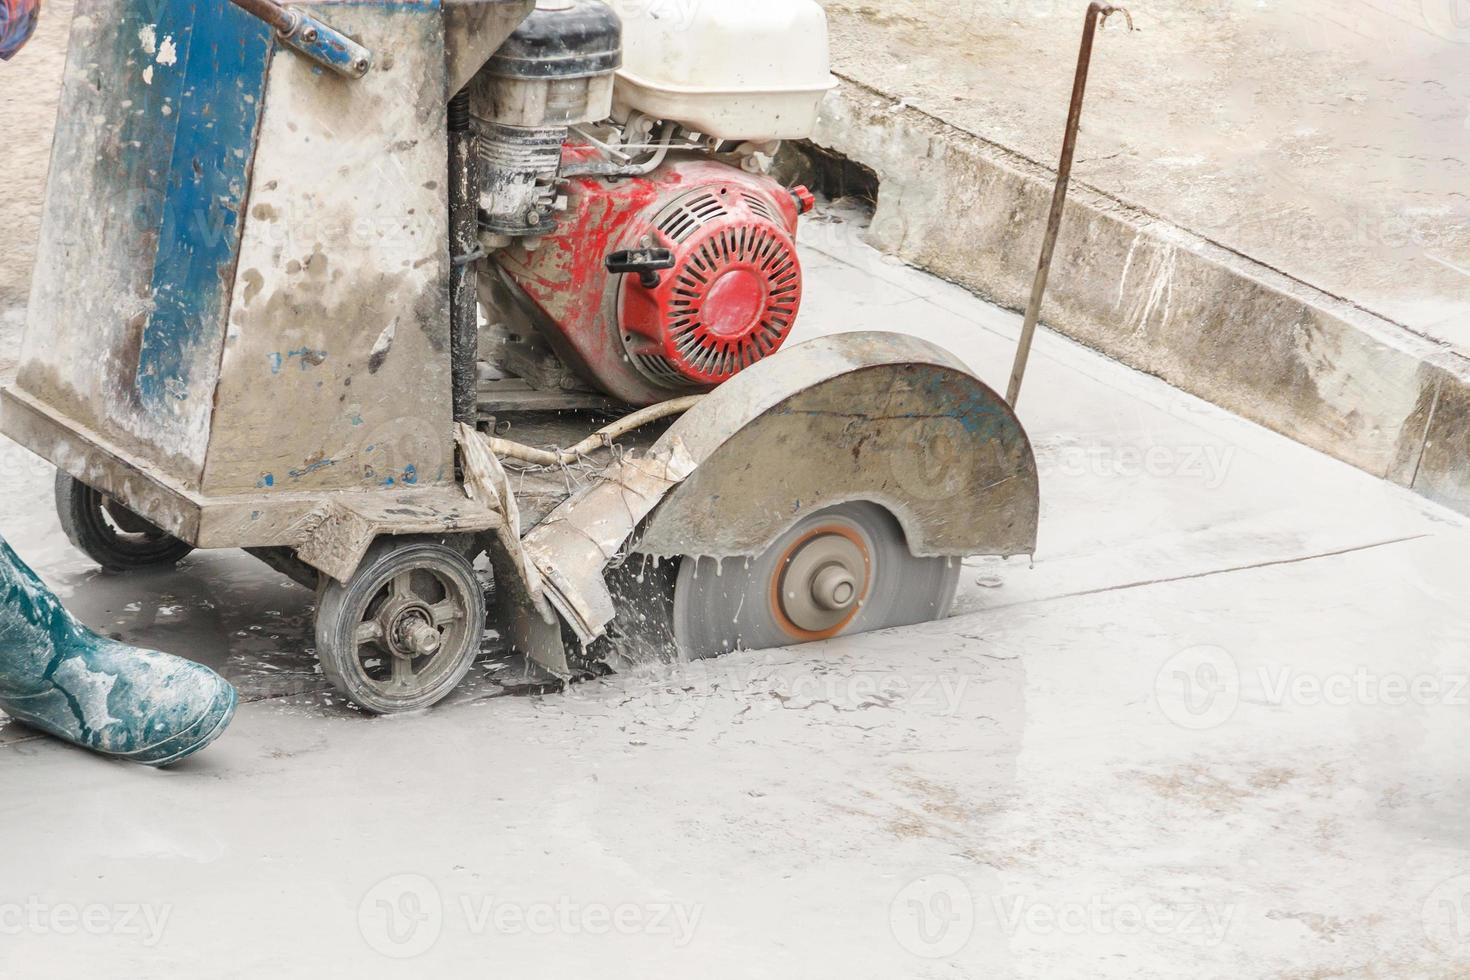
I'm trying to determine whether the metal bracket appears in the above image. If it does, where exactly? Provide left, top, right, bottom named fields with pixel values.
left=230, top=0, right=374, bottom=79
left=452, top=245, right=488, bottom=268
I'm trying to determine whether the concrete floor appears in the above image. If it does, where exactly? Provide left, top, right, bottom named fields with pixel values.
left=0, top=0, right=70, bottom=362
left=1, top=210, right=1466, bottom=977
left=820, top=0, right=1470, bottom=355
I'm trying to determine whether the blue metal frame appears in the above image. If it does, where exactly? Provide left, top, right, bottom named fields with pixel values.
left=128, top=0, right=273, bottom=409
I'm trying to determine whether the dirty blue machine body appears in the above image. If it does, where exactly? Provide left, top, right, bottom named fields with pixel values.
left=4, top=0, right=478, bottom=543
left=0, top=0, right=1042, bottom=717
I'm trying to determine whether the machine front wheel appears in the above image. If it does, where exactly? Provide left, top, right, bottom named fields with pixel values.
left=315, top=537, right=486, bottom=714
left=672, top=501, right=961, bottom=658
left=54, top=472, right=194, bottom=572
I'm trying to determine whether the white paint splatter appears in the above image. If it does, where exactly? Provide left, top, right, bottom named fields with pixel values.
left=1116, top=232, right=1143, bottom=309
left=137, top=24, right=157, bottom=55
left=371, top=320, right=397, bottom=359
left=142, top=64, right=154, bottom=85
left=1134, top=244, right=1177, bottom=337
left=52, top=658, right=121, bottom=732
left=157, top=35, right=178, bottom=66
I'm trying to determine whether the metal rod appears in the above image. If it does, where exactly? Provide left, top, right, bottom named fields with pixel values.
left=228, top=0, right=294, bottom=34
left=1006, top=2, right=1132, bottom=408
left=483, top=395, right=704, bottom=467
left=448, top=89, right=479, bottom=426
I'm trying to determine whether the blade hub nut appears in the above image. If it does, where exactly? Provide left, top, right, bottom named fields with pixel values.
left=811, top=563, right=857, bottom=611
left=776, top=527, right=871, bottom=635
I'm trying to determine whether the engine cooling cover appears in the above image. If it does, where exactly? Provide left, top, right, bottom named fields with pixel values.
left=618, top=187, right=801, bottom=389
left=493, top=158, right=806, bottom=406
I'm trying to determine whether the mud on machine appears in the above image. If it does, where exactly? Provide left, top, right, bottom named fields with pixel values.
left=2, top=0, right=1040, bottom=714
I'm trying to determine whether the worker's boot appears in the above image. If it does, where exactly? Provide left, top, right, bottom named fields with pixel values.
left=0, top=535, right=237, bottom=766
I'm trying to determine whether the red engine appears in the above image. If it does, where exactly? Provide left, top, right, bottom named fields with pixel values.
left=493, top=156, right=812, bottom=406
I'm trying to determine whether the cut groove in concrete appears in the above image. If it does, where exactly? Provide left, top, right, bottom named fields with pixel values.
left=982, top=533, right=1432, bottom=613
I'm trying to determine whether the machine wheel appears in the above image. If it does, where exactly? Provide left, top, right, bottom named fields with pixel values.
left=315, top=537, right=486, bottom=714
left=54, top=471, right=194, bottom=571
left=672, top=501, right=961, bottom=658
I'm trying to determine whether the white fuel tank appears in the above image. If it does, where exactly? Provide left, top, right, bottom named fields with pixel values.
left=611, top=0, right=837, bottom=141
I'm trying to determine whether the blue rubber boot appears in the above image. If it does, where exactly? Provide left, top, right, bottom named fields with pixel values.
left=0, top=534, right=237, bottom=766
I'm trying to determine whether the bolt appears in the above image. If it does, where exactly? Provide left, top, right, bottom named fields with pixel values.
left=399, top=619, right=442, bottom=657
left=811, top=563, right=858, bottom=611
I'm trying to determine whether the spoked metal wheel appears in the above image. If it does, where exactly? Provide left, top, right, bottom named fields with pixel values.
left=54, top=471, right=194, bottom=571
left=315, top=537, right=486, bottom=714
left=672, top=501, right=960, bottom=658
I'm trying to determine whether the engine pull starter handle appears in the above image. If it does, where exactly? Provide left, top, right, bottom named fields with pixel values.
left=606, top=249, right=677, bottom=289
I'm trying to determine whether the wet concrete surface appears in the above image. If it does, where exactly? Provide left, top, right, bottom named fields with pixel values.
left=0, top=212, right=1467, bottom=976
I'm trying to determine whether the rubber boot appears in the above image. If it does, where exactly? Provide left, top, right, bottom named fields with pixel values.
left=0, top=534, right=237, bottom=766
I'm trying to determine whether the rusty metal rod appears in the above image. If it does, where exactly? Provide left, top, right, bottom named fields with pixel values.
left=228, top=0, right=294, bottom=34
left=485, top=396, right=705, bottom=467
left=1006, top=2, right=1132, bottom=408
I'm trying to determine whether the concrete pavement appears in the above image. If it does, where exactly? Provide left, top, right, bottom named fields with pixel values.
left=819, top=0, right=1470, bottom=348
left=0, top=0, right=71, bottom=372
left=797, top=0, right=1470, bottom=518
left=0, top=210, right=1465, bottom=978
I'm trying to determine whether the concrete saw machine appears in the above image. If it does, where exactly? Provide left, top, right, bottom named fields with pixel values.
left=2, top=0, right=1039, bottom=713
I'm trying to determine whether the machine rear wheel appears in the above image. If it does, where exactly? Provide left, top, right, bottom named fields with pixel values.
left=672, top=501, right=960, bottom=658
left=315, top=537, right=486, bottom=714
left=54, top=472, right=194, bottom=572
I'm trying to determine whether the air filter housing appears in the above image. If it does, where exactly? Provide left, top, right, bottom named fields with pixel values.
left=612, top=0, right=836, bottom=140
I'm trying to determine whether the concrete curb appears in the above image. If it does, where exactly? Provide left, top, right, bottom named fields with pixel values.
left=795, top=79, right=1470, bottom=517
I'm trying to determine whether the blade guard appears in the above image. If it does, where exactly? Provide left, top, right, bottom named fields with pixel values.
left=520, top=331, right=1039, bottom=660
